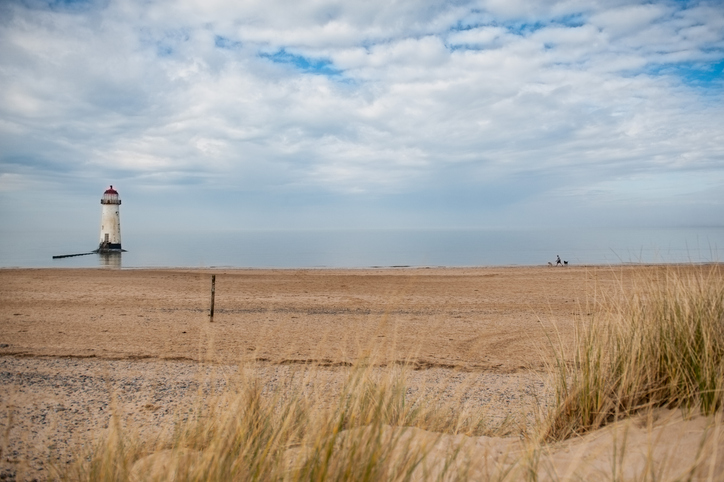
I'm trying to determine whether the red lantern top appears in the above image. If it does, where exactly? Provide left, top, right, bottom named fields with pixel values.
left=101, top=185, right=121, bottom=205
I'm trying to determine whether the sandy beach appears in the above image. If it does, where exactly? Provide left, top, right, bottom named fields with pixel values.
left=1, top=265, right=722, bottom=480
left=0, top=265, right=629, bottom=370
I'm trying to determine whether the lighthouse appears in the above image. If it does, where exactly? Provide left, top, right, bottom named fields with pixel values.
left=98, top=185, right=122, bottom=252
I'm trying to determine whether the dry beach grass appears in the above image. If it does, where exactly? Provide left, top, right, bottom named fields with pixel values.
left=1, top=265, right=723, bottom=480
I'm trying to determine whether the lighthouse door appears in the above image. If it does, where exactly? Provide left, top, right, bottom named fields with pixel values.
left=105, top=233, right=109, bottom=243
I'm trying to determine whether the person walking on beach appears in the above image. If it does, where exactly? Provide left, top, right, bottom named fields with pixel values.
left=556, top=255, right=562, bottom=266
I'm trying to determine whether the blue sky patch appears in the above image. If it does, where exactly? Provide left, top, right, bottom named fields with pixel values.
left=259, top=49, right=342, bottom=76
left=18, top=0, right=104, bottom=12
left=649, top=60, right=724, bottom=89
left=552, top=14, right=586, bottom=28
left=505, top=21, right=548, bottom=36
left=451, top=12, right=585, bottom=39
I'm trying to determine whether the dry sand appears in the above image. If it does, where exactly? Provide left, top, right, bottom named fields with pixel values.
left=1, top=265, right=722, bottom=480
left=1, top=265, right=628, bottom=370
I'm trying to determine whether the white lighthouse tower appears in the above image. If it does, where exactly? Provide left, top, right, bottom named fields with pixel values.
left=98, top=185, right=122, bottom=252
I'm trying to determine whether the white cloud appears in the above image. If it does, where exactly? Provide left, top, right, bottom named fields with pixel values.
left=0, top=0, right=723, bottom=231
left=590, top=3, right=669, bottom=37
left=447, top=26, right=509, bottom=47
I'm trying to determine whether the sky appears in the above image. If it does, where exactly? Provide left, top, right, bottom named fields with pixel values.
left=1, top=0, right=723, bottom=236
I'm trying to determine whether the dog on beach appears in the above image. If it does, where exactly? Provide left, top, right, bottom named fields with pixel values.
left=549, top=259, right=569, bottom=267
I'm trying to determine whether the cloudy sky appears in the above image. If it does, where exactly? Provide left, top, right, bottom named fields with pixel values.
left=1, top=0, right=723, bottom=235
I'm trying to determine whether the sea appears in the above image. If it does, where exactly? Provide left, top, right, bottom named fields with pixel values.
left=1, top=226, right=722, bottom=270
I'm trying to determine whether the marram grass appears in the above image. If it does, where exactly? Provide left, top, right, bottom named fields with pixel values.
left=63, top=362, right=499, bottom=482
left=544, top=265, right=724, bottom=441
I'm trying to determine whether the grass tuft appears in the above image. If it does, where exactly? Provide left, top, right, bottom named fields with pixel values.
left=65, top=361, right=499, bottom=481
left=544, top=265, right=724, bottom=441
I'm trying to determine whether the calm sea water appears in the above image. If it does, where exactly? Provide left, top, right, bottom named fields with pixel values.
left=1, top=227, right=722, bottom=269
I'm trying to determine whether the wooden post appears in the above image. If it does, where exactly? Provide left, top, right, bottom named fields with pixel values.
left=209, top=274, right=216, bottom=322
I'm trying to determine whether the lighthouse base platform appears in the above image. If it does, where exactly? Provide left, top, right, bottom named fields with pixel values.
left=95, top=242, right=124, bottom=253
